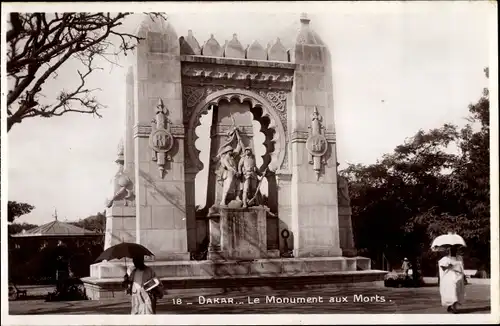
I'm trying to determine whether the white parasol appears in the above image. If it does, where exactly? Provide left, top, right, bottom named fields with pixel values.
left=431, top=232, right=466, bottom=251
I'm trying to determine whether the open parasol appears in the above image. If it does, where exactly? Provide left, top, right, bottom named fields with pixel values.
left=431, top=232, right=466, bottom=251
left=94, top=242, right=154, bottom=263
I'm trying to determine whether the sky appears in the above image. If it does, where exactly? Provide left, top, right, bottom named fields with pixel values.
left=4, top=2, right=494, bottom=225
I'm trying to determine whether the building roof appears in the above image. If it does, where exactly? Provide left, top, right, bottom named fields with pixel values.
left=11, top=220, right=100, bottom=238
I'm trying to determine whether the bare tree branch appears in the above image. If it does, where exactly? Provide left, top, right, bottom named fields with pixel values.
left=7, top=12, right=168, bottom=132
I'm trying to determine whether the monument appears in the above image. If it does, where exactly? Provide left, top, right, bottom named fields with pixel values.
left=82, top=13, right=385, bottom=299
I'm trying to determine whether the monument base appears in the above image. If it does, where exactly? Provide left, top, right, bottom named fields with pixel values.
left=208, top=206, right=270, bottom=260
left=207, top=249, right=281, bottom=260
left=81, top=256, right=387, bottom=300
left=342, top=248, right=358, bottom=258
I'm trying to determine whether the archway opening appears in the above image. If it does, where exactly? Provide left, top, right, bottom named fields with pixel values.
left=194, top=100, right=274, bottom=211
left=189, top=98, right=282, bottom=252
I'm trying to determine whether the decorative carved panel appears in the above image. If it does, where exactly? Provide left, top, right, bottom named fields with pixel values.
left=180, top=59, right=294, bottom=173
left=258, top=90, right=288, bottom=132
left=181, top=62, right=294, bottom=91
left=182, top=87, right=289, bottom=174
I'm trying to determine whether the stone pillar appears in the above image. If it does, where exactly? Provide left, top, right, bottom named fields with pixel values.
left=288, top=14, right=341, bottom=258
left=338, top=206, right=356, bottom=257
left=185, top=172, right=197, bottom=252
left=337, top=174, right=357, bottom=257
left=104, top=206, right=136, bottom=249
left=207, top=216, right=221, bottom=256
left=125, top=67, right=136, bottom=174
left=103, top=67, right=137, bottom=249
left=103, top=148, right=136, bottom=249
left=276, top=173, right=293, bottom=255
left=133, top=17, right=189, bottom=261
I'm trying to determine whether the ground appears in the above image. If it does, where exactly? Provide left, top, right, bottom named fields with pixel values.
left=9, top=282, right=490, bottom=315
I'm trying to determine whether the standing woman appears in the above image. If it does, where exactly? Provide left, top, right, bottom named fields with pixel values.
left=401, top=258, right=411, bottom=277
left=123, top=256, right=163, bottom=314
left=438, top=245, right=466, bottom=313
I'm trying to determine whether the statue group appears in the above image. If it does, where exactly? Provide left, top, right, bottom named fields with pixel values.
left=214, top=124, right=269, bottom=209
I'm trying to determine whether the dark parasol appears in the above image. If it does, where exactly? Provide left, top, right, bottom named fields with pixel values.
left=94, top=242, right=154, bottom=262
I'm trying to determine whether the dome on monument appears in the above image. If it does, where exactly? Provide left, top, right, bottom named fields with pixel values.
left=246, top=40, right=267, bottom=60
left=136, top=15, right=179, bottom=54
left=185, top=30, right=201, bottom=55
left=224, top=34, right=245, bottom=59
left=267, top=37, right=288, bottom=62
left=295, top=13, right=325, bottom=46
left=136, top=15, right=171, bottom=36
left=202, top=34, right=223, bottom=57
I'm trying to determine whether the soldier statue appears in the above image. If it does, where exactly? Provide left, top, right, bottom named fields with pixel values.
left=217, top=144, right=240, bottom=206
left=215, top=125, right=244, bottom=206
left=238, top=147, right=260, bottom=208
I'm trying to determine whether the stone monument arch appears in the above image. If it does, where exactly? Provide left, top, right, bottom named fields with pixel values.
left=83, top=13, right=384, bottom=299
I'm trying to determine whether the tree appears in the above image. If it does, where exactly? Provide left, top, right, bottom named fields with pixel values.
left=7, top=201, right=35, bottom=223
left=343, top=123, right=460, bottom=275
left=342, top=68, right=490, bottom=275
left=70, top=211, right=106, bottom=233
left=6, top=12, right=167, bottom=132
left=8, top=222, right=38, bottom=235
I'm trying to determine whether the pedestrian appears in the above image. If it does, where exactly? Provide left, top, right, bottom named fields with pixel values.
left=438, top=246, right=465, bottom=313
left=123, top=256, right=163, bottom=314
left=401, top=258, right=411, bottom=277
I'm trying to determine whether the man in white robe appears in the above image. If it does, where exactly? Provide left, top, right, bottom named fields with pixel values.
left=438, top=246, right=466, bottom=313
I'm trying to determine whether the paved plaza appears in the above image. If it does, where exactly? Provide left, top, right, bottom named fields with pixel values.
left=9, top=283, right=490, bottom=315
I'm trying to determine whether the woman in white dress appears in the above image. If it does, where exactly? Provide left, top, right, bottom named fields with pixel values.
left=123, top=256, right=163, bottom=314
left=438, top=246, right=465, bottom=313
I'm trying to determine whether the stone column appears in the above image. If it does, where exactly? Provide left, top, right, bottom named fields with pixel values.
left=337, top=174, right=357, bottom=257
left=133, top=17, right=189, bottom=261
left=288, top=14, right=341, bottom=257
left=276, top=173, right=293, bottom=255
left=125, top=67, right=136, bottom=174
left=104, top=205, right=136, bottom=249
left=338, top=206, right=356, bottom=257
left=185, top=172, right=197, bottom=252
left=103, top=67, right=137, bottom=249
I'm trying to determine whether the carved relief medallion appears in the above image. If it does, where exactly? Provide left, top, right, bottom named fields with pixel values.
left=306, top=107, right=328, bottom=180
left=306, top=134, right=327, bottom=157
left=149, top=98, right=174, bottom=178
left=149, top=129, right=174, bottom=153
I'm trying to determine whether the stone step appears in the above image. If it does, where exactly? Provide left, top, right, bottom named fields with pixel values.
left=89, top=256, right=373, bottom=279
left=82, top=270, right=386, bottom=300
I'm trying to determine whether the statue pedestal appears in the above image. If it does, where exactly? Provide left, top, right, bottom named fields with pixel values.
left=208, top=206, right=276, bottom=260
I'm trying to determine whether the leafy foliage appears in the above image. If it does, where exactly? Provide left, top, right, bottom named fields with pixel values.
left=6, top=12, right=167, bottom=132
left=70, top=211, right=106, bottom=233
left=7, top=201, right=35, bottom=223
left=8, top=222, right=38, bottom=235
left=343, top=69, right=490, bottom=275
